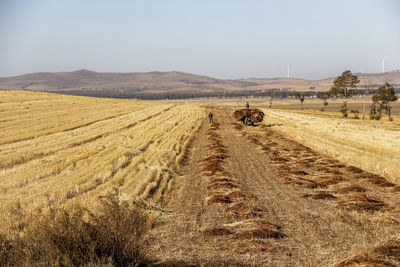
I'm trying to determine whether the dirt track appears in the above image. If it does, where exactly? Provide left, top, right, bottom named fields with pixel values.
left=145, top=107, right=400, bottom=266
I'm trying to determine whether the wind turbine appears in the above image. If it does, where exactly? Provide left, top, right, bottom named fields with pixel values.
left=381, top=57, right=387, bottom=73
left=287, top=64, right=291, bottom=78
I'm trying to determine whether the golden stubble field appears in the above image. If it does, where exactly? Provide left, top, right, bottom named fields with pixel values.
left=0, top=91, right=205, bottom=259
left=1, top=91, right=399, bottom=265
left=0, top=90, right=205, bottom=212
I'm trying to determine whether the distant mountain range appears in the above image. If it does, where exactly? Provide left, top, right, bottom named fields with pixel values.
left=1, top=69, right=399, bottom=98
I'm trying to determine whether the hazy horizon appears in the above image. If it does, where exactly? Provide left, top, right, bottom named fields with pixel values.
left=2, top=67, right=400, bottom=82
left=1, top=0, right=399, bottom=80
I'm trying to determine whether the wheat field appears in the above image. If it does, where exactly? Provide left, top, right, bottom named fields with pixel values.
left=261, top=108, right=400, bottom=184
left=0, top=90, right=205, bottom=235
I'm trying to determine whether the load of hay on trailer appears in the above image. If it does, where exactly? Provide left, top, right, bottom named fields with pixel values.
left=234, top=108, right=264, bottom=126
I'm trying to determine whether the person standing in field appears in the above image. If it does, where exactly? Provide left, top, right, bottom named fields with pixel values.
left=246, top=102, right=249, bottom=110
left=208, top=112, right=214, bottom=123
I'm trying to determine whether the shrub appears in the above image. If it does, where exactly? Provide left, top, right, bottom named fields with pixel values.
left=0, top=188, right=148, bottom=266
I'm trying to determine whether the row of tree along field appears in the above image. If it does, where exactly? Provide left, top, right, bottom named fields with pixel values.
left=49, top=85, right=399, bottom=101
left=290, top=70, right=398, bottom=121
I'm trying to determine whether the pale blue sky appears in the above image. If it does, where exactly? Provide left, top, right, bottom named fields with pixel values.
left=0, top=0, right=399, bottom=79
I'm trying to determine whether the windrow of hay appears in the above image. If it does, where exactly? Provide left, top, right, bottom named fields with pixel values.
left=200, top=121, right=285, bottom=251
left=261, top=109, right=400, bottom=184
left=240, top=125, right=396, bottom=213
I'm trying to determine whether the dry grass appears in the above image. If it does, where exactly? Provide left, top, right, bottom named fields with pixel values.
left=261, top=108, right=400, bottom=184
left=0, top=188, right=148, bottom=266
left=0, top=90, right=205, bottom=264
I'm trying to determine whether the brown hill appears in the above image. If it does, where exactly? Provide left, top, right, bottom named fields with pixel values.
left=0, top=69, right=399, bottom=95
left=0, top=69, right=242, bottom=93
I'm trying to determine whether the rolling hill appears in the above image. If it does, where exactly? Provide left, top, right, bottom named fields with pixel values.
left=0, top=69, right=239, bottom=93
left=0, top=69, right=399, bottom=98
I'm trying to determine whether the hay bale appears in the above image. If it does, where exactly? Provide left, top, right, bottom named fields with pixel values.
left=234, top=108, right=265, bottom=123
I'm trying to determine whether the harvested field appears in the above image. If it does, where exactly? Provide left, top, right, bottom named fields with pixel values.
left=146, top=106, right=400, bottom=265
left=0, top=91, right=205, bottom=265
left=2, top=92, right=400, bottom=265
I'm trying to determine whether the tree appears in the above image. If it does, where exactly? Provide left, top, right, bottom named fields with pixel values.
left=372, top=82, right=398, bottom=121
left=317, top=91, right=330, bottom=111
left=329, top=70, right=360, bottom=117
left=295, top=91, right=309, bottom=110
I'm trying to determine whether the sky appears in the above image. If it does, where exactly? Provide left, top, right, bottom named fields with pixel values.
left=0, top=0, right=399, bottom=80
